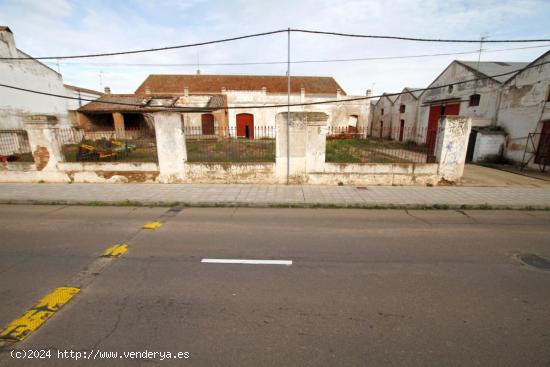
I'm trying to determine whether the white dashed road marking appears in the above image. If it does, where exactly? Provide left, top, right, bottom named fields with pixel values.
left=201, top=259, right=292, bottom=266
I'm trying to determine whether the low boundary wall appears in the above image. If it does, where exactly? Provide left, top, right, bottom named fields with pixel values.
left=0, top=114, right=471, bottom=186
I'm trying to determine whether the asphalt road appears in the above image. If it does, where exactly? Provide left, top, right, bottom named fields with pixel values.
left=0, top=205, right=549, bottom=366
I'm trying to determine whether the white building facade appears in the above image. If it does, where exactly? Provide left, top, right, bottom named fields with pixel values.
left=497, top=51, right=550, bottom=165
left=0, top=26, right=72, bottom=129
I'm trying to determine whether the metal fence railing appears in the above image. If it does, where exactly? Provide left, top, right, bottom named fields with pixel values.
left=0, top=129, right=34, bottom=163
left=326, top=126, right=435, bottom=164
left=184, top=126, right=276, bottom=163
left=56, top=127, right=158, bottom=163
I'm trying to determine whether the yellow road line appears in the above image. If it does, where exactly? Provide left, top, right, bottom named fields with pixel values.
left=143, top=221, right=162, bottom=230
left=0, top=287, right=80, bottom=341
left=101, top=243, right=128, bottom=257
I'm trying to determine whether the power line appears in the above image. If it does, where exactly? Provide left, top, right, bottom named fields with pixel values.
left=43, top=43, right=550, bottom=67
left=1, top=59, right=549, bottom=110
left=2, top=29, right=550, bottom=61
left=291, top=29, right=550, bottom=43
left=0, top=29, right=288, bottom=61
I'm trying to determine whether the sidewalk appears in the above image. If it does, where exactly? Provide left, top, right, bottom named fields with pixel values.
left=1, top=183, right=549, bottom=209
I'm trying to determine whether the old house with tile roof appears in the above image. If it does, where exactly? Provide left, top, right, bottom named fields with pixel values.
left=149, top=74, right=365, bottom=134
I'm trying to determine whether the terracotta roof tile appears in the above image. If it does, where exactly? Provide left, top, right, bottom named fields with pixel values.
left=78, top=94, right=221, bottom=113
left=135, top=74, right=346, bottom=95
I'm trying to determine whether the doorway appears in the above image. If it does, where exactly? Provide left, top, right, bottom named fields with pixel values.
left=535, top=120, right=550, bottom=164
left=426, top=102, right=460, bottom=161
left=236, top=113, right=254, bottom=139
left=201, top=114, right=215, bottom=135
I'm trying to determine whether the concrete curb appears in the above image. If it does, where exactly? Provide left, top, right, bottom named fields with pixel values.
left=1, top=199, right=549, bottom=210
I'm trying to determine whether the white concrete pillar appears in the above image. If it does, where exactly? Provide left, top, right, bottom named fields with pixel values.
left=435, top=116, right=472, bottom=182
left=275, top=112, right=329, bottom=183
left=153, top=112, right=186, bottom=183
left=24, top=115, right=65, bottom=171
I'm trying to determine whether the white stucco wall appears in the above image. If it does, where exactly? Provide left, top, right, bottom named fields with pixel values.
left=65, top=88, right=103, bottom=112
left=391, top=90, right=421, bottom=141
left=370, top=95, right=395, bottom=138
left=0, top=29, right=71, bottom=129
left=497, top=53, right=550, bottom=164
left=472, top=132, right=506, bottom=162
left=418, top=62, right=501, bottom=134
left=223, top=90, right=370, bottom=131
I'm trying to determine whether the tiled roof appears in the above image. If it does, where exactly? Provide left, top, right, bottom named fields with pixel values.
left=456, top=61, right=529, bottom=83
left=135, top=74, right=346, bottom=95
left=403, top=87, right=423, bottom=99
left=78, top=94, right=221, bottom=113
left=207, top=94, right=227, bottom=109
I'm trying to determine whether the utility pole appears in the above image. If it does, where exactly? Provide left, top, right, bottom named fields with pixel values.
left=286, top=27, right=291, bottom=185
left=474, top=35, right=487, bottom=94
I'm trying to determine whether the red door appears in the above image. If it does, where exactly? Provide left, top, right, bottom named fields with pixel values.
left=445, top=103, right=461, bottom=116
left=201, top=114, right=215, bottom=135
left=535, top=120, right=550, bottom=164
left=236, top=113, right=254, bottom=139
left=426, top=103, right=461, bottom=160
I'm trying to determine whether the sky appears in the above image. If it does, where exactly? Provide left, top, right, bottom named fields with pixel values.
left=1, top=0, right=549, bottom=96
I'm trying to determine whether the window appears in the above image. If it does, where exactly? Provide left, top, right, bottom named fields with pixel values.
left=381, top=108, right=384, bottom=115
left=448, top=85, right=454, bottom=94
left=469, top=94, right=481, bottom=107
left=400, top=104, right=406, bottom=113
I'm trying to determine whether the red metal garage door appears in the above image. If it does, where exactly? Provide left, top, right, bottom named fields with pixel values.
left=426, top=103, right=460, bottom=161
left=236, top=113, right=254, bottom=139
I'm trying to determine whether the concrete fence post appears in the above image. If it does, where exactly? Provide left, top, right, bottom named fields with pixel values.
left=435, top=116, right=472, bottom=182
left=24, top=115, right=65, bottom=171
left=275, top=112, right=328, bottom=183
left=152, top=112, right=186, bottom=183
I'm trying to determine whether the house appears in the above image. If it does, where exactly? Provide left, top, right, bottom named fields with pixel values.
left=496, top=50, right=550, bottom=166
left=0, top=26, right=102, bottom=130
left=77, top=91, right=226, bottom=134
left=417, top=60, right=528, bottom=158
left=137, top=73, right=370, bottom=133
left=390, top=87, right=423, bottom=142
left=370, top=93, right=397, bottom=138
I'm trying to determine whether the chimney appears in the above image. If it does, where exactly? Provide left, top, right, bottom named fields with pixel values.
left=0, top=26, right=19, bottom=58
left=144, top=86, right=151, bottom=95
left=336, top=89, right=342, bottom=100
left=196, top=69, right=201, bottom=75
left=184, top=86, right=189, bottom=97
left=262, top=86, right=267, bottom=94
left=221, top=86, right=226, bottom=93
left=300, top=87, right=305, bottom=102
left=366, top=89, right=372, bottom=97
left=104, top=86, right=111, bottom=94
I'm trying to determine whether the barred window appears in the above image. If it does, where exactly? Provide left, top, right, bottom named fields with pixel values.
left=469, top=94, right=481, bottom=107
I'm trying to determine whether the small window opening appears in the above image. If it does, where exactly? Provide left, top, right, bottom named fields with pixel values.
left=381, top=108, right=384, bottom=115
left=469, top=94, right=481, bottom=107
left=400, top=104, right=406, bottom=113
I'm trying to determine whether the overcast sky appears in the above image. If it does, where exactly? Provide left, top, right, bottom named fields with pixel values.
left=1, top=0, right=549, bottom=96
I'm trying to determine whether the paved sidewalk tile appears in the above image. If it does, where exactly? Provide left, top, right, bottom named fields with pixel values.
left=0, top=183, right=549, bottom=208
